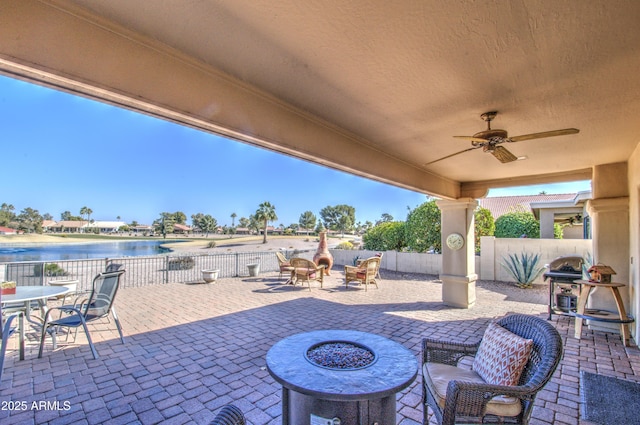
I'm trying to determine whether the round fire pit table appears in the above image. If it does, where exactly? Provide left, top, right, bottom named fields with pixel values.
left=266, top=330, right=417, bottom=425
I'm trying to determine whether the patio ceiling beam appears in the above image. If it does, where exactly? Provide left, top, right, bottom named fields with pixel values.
left=0, top=0, right=460, bottom=199
left=460, top=168, right=593, bottom=199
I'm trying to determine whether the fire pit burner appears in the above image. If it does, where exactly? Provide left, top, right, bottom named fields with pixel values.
left=267, top=330, right=417, bottom=425
left=306, top=341, right=376, bottom=370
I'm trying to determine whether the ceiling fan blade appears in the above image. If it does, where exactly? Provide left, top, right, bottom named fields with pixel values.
left=425, top=146, right=480, bottom=166
left=453, top=135, right=489, bottom=144
left=490, top=146, right=518, bottom=163
left=508, top=128, right=579, bottom=142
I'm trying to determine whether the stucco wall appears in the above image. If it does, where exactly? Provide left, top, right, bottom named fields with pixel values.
left=479, top=237, right=592, bottom=285
left=628, top=144, right=640, bottom=339
left=330, top=237, right=592, bottom=285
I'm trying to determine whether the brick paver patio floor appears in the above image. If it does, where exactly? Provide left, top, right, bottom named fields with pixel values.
left=1, top=270, right=639, bottom=424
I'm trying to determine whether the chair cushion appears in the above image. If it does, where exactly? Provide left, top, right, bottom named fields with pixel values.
left=297, top=268, right=316, bottom=278
left=356, top=270, right=366, bottom=279
left=423, top=363, right=522, bottom=417
left=472, top=322, right=533, bottom=386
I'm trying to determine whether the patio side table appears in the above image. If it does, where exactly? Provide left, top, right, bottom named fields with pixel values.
left=572, top=280, right=634, bottom=346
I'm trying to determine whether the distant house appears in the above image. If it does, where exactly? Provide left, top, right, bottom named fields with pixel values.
left=235, top=227, right=251, bottom=235
left=48, top=220, right=89, bottom=233
left=86, top=221, right=127, bottom=233
left=173, top=223, right=192, bottom=234
left=41, top=220, right=57, bottom=232
left=478, top=192, right=591, bottom=239
left=131, top=225, right=154, bottom=234
left=0, top=226, right=18, bottom=235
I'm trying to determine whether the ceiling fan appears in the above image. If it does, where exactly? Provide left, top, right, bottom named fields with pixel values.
left=425, top=111, right=579, bottom=165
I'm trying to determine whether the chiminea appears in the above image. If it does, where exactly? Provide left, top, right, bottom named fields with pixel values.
left=313, top=231, right=333, bottom=275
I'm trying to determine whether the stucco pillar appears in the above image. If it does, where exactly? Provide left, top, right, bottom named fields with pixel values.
left=539, top=210, right=555, bottom=239
left=436, top=198, right=478, bottom=308
left=586, top=162, right=630, bottom=333
left=585, top=197, right=630, bottom=332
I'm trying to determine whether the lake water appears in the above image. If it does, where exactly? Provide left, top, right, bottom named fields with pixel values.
left=0, top=240, right=172, bottom=263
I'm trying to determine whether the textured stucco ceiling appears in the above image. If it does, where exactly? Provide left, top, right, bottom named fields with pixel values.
left=4, top=0, right=640, bottom=196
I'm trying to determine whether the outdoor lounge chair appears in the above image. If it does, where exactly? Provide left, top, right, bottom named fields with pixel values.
left=422, top=313, right=563, bottom=425
left=289, top=257, right=324, bottom=291
left=344, top=256, right=381, bottom=291
left=38, top=270, right=126, bottom=359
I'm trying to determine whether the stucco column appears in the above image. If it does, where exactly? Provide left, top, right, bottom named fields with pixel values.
left=585, top=197, right=630, bottom=332
left=585, top=162, right=630, bottom=333
left=539, top=210, right=555, bottom=239
left=436, top=198, right=478, bottom=308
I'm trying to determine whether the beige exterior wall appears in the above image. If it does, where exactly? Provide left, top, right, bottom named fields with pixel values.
left=479, top=237, right=592, bottom=285
left=628, top=145, right=640, bottom=339
left=562, top=224, right=584, bottom=239
left=330, top=237, right=592, bottom=286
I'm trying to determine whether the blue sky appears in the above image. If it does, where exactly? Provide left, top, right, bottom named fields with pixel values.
left=1, top=75, right=590, bottom=227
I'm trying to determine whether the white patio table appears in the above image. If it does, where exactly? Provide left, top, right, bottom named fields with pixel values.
left=1, top=286, right=70, bottom=360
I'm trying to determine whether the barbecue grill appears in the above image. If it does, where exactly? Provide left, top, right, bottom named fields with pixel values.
left=544, top=255, right=584, bottom=319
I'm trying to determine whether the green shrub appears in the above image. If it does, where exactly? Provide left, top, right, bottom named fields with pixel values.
left=501, top=252, right=545, bottom=288
left=167, top=256, right=195, bottom=270
left=33, top=263, right=68, bottom=277
left=207, top=241, right=216, bottom=248
left=405, top=200, right=441, bottom=252
left=474, top=207, right=495, bottom=253
left=335, top=241, right=354, bottom=250
left=495, top=212, right=540, bottom=238
left=554, top=223, right=564, bottom=239
left=363, top=221, right=405, bottom=251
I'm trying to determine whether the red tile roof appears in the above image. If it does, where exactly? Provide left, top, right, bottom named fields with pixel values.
left=478, top=193, right=577, bottom=219
left=0, top=226, right=17, bottom=234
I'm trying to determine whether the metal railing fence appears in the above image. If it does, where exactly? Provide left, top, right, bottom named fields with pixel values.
left=1, top=249, right=314, bottom=291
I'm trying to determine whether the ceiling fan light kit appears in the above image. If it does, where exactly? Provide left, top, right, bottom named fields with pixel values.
left=426, top=111, right=579, bottom=166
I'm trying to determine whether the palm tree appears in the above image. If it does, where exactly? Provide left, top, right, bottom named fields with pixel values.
left=230, top=212, right=237, bottom=227
left=80, top=206, right=88, bottom=221
left=254, top=202, right=277, bottom=244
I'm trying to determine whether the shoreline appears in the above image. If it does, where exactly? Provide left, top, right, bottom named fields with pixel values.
left=0, top=234, right=338, bottom=254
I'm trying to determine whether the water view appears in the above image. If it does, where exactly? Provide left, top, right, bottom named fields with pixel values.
left=0, top=240, right=172, bottom=263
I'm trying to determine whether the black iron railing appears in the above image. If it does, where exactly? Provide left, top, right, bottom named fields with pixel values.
left=0, top=249, right=314, bottom=291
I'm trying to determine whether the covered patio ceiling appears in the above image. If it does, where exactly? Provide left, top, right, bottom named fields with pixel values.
left=2, top=0, right=639, bottom=198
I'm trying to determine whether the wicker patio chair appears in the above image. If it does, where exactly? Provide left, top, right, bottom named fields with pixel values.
left=275, top=251, right=294, bottom=281
left=344, top=256, right=381, bottom=291
left=210, top=404, right=245, bottom=425
left=422, top=313, right=563, bottom=425
left=289, top=257, right=324, bottom=291
left=357, top=252, right=384, bottom=280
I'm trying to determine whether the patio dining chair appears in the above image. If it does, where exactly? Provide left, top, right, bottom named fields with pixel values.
left=105, top=262, right=124, bottom=272
left=422, top=313, right=563, bottom=425
left=38, top=269, right=126, bottom=359
left=289, top=257, right=324, bottom=291
left=0, top=301, right=22, bottom=381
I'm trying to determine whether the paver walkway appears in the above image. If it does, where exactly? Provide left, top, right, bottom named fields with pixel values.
left=1, top=270, right=638, bottom=424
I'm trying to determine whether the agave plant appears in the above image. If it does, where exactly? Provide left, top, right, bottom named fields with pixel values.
left=581, top=251, right=593, bottom=279
left=501, top=252, right=545, bottom=288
